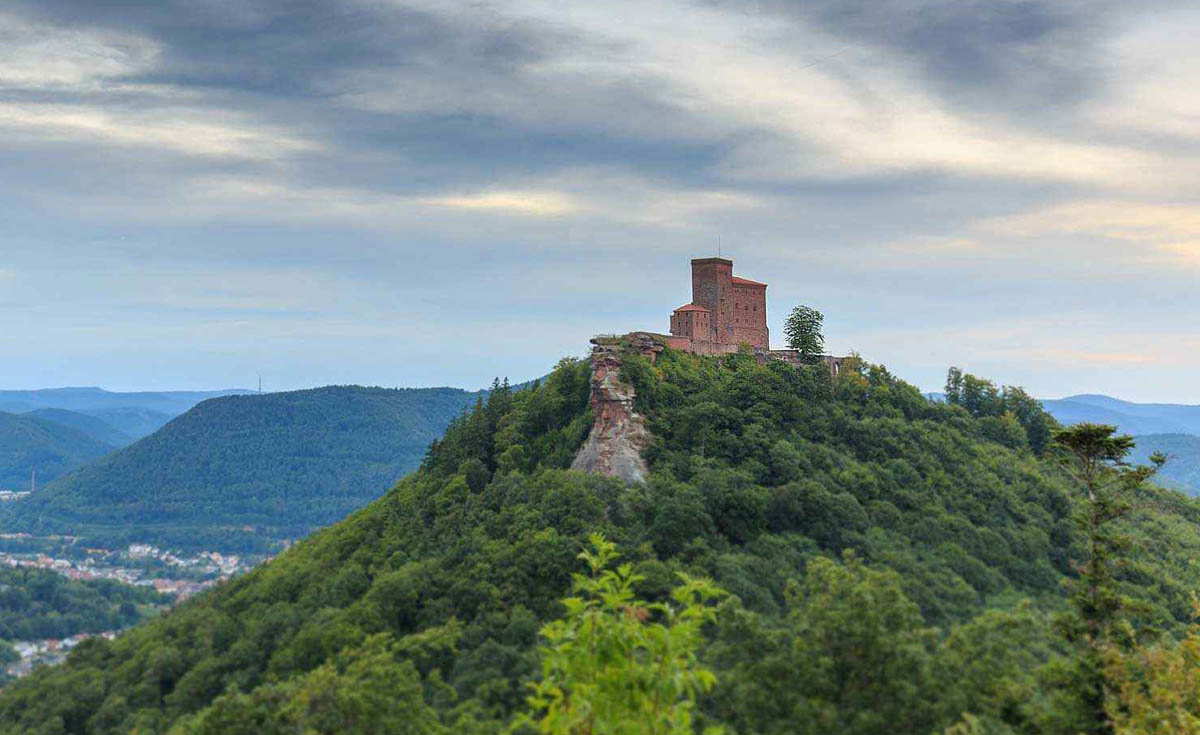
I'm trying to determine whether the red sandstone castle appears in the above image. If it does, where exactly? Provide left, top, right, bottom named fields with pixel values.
left=665, top=257, right=769, bottom=355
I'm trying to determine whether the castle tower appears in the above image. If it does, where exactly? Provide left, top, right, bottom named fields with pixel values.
left=669, top=257, right=768, bottom=351
left=690, top=257, right=731, bottom=342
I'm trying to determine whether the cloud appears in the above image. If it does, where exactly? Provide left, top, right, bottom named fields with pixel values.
left=1027, top=349, right=1158, bottom=366
left=0, top=12, right=159, bottom=88
left=1083, top=8, right=1200, bottom=141
left=421, top=191, right=581, bottom=217
left=982, top=200, right=1200, bottom=266
left=1, top=0, right=1199, bottom=400
left=0, top=103, right=319, bottom=159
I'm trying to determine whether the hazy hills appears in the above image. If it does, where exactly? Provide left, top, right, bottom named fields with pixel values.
left=1127, top=433, right=1200, bottom=494
left=0, top=412, right=115, bottom=490
left=8, top=385, right=485, bottom=551
left=1035, top=395, right=1200, bottom=495
left=0, top=386, right=254, bottom=417
left=1039, top=393, right=1200, bottom=436
left=0, top=387, right=254, bottom=443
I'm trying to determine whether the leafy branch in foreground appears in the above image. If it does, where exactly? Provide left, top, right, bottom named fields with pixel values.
left=513, top=534, right=726, bottom=735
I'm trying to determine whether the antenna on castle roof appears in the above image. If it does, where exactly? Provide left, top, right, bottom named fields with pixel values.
left=717, top=235, right=721, bottom=258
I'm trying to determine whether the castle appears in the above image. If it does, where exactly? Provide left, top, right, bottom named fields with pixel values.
left=574, top=256, right=846, bottom=483
left=665, top=257, right=768, bottom=355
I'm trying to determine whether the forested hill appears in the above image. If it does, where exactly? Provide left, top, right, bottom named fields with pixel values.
left=8, top=385, right=484, bottom=552
left=24, top=408, right=133, bottom=449
left=4, top=346, right=1199, bottom=734
left=0, top=412, right=115, bottom=490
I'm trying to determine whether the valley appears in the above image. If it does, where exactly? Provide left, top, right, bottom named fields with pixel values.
left=0, top=533, right=266, bottom=683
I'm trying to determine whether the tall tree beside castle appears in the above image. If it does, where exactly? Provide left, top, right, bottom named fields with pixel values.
left=784, top=305, right=824, bottom=359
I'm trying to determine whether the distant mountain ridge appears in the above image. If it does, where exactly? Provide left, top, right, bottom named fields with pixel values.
left=7, top=385, right=487, bottom=551
left=0, top=386, right=252, bottom=419
left=0, top=386, right=255, bottom=443
left=1039, top=394, right=1200, bottom=436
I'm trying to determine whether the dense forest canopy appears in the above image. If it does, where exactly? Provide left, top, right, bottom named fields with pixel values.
left=2, top=347, right=1198, bottom=733
left=7, top=385, right=486, bottom=552
left=0, top=412, right=115, bottom=490
left=0, top=567, right=168, bottom=642
left=22, top=409, right=133, bottom=450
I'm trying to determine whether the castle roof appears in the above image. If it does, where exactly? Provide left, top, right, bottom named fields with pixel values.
left=730, top=276, right=767, bottom=287
left=673, top=303, right=710, bottom=313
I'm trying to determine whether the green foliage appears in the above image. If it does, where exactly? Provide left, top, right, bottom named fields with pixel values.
left=707, top=552, right=937, bottom=734
left=513, top=534, right=725, bottom=735
left=11, top=385, right=489, bottom=551
left=945, top=367, right=1059, bottom=455
left=783, top=305, right=825, bottom=358
left=0, top=411, right=114, bottom=489
left=1042, top=423, right=1164, bottom=735
left=170, top=634, right=446, bottom=735
left=1105, top=601, right=1200, bottom=734
left=2, top=351, right=1199, bottom=734
left=0, top=566, right=167, bottom=640
left=25, top=408, right=134, bottom=449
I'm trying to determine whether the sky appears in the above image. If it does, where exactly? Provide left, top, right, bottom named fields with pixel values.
left=1, top=0, right=1197, bottom=400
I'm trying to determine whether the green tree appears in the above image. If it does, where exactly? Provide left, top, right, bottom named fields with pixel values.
left=1106, top=600, right=1200, bottom=734
left=783, top=306, right=824, bottom=360
left=1048, top=424, right=1164, bottom=735
left=513, top=534, right=726, bottom=735
left=170, top=634, right=445, bottom=735
left=709, top=553, right=938, bottom=735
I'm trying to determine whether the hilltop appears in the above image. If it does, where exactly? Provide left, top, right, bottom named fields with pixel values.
left=7, top=385, right=486, bottom=552
left=3, top=346, right=1198, bottom=733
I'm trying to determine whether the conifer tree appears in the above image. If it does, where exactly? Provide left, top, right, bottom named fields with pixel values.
left=1049, top=423, right=1164, bottom=735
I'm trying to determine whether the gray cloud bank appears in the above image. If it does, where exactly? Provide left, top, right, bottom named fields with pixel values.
left=1, top=0, right=1197, bottom=399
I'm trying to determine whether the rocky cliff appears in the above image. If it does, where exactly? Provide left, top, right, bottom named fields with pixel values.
left=569, top=335, right=659, bottom=483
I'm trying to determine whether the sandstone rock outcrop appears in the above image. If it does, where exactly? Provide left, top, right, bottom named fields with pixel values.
left=570, top=335, right=660, bottom=484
